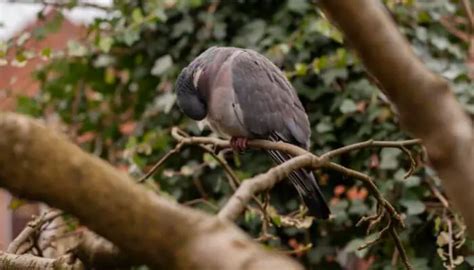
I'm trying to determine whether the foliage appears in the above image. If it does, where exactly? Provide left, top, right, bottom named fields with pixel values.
left=2, top=0, right=473, bottom=269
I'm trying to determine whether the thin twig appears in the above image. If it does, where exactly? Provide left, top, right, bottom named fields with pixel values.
left=279, top=243, right=313, bottom=255
left=439, top=17, right=470, bottom=42
left=320, top=139, right=421, bottom=160
left=390, top=227, right=412, bottom=270
left=447, top=218, right=454, bottom=269
left=357, top=205, right=384, bottom=234
left=425, top=177, right=450, bottom=209
left=392, top=248, right=399, bottom=267
left=192, top=177, right=209, bottom=199
left=358, top=216, right=391, bottom=250
left=174, top=128, right=267, bottom=215
left=171, top=127, right=414, bottom=268
left=7, top=210, right=62, bottom=254
left=197, top=144, right=240, bottom=190
left=138, top=142, right=184, bottom=183
left=183, top=198, right=219, bottom=211
left=461, top=0, right=474, bottom=32
left=400, top=145, right=417, bottom=178
left=259, top=191, right=271, bottom=239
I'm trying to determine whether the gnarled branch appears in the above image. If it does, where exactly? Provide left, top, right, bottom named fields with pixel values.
left=0, top=252, right=83, bottom=270
left=0, top=113, right=302, bottom=270
left=170, top=127, right=418, bottom=269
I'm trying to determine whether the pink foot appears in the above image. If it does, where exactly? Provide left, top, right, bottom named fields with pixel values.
left=230, top=137, right=248, bottom=152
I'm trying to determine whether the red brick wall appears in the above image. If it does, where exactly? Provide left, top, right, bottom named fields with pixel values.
left=0, top=10, right=86, bottom=110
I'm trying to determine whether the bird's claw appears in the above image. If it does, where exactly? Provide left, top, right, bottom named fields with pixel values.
left=230, top=137, right=248, bottom=152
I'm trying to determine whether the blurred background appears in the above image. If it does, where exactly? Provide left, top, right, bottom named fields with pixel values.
left=0, top=0, right=473, bottom=269
left=0, top=0, right=111, bottom=250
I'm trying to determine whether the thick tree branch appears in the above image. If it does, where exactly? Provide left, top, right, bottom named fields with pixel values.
left=0, top=113, right=302, bottom=270
left=319, top=0, right=474, bottom=235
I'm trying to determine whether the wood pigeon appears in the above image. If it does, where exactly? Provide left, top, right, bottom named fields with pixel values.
left=175, top=46, right=330, bottom=219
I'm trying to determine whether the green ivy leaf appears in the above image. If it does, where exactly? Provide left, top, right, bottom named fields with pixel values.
left=294, top=63, right=308, bottom=76
left=99, top=36, right=114, bottom=53
left=409, top=258, right=430, bottom=270
left=348, top=200, right=369, bottom=215
left=271, top=215, right=282, bottom=227
left=316, top=122, right=333, bottom=133
left=400, top=199, right=426, bottom=215
left=312, top=18, right=343, bottom=43
left=16, top=96, right=41, bottom=116
left=287, top=0, right=309, bottom=14
left=321, top=68, right=348, bottom=85
left=67, top=40, right=88, bottom=57
left=436, top=231, right=450, bottom=247
left=151, top=55, right=173, bottom=76
left=121, top=29, right=140, bottom=46
left=465, top=255, right=474, bottom=266
left=340, top=99, right=357, bottom=113
left=203, top=153, right=218, bottom=169
left=379, top=148, right=401, bottom=169
left=132, top=8, right=144, bottom=24
left=41, top=47, right=52, bottom=59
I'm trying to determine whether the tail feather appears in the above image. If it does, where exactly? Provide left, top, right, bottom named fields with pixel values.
left=266, top=138, right=330, bottom=219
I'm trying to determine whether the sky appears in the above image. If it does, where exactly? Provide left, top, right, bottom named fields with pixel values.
left=0, top=0, right=112, bottom=40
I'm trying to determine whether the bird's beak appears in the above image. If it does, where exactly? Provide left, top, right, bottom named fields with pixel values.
left=197, top=119, right=208, bottom=131
left=193, top=68, right=203, bottom=89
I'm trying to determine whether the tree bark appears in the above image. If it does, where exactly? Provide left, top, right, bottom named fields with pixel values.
left=0, top=113, right=302, bottom=270
left=0, top=252, right=83, bottom=270
left=319, top=0, right=474, bottom=234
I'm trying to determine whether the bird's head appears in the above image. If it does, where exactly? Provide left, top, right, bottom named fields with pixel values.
left=175, top=65, right=207, bottom=120
left=175, top=47, right=221, bottom=120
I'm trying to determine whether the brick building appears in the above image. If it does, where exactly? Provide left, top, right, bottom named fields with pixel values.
left=0, top=9, right=87, bottom=250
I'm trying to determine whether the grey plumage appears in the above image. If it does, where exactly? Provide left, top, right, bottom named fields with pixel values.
left=175, top=46, right=330, bottom=219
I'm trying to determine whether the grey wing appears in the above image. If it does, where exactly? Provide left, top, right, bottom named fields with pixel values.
left=231, top=50, right=311, bottom=148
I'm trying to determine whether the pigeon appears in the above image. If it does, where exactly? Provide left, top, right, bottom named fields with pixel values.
left=175, top=46, right=330, bottom=219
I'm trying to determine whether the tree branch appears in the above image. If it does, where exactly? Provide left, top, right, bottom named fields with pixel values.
left=0, top=113, right=302, bottom=270
left=219, top=154, right=317, bottom=220
left=171, top=128, right=412, bottom=224
left=72, top=230, right=138, bottom=269
left=171, top=127, right=416, bottom=269
left=0, top=251, right=83, bottom=270
left=10, top=209, right=140, bottom=269
left=138, top=142, right=184, bottom=183
left=321, top=139, right=420, bottom=159
left=7, top=210, right=62, bottom=254
left=319, top=0, right=474, bottom=235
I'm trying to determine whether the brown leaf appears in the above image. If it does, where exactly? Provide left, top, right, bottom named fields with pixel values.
left=369, top=153, right=379, bottom=168
left=76, top=131, right=96, bottom=144
left=119, top=121, right=136, bottom=135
